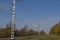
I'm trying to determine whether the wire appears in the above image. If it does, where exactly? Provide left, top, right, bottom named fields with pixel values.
left=0, top=3, right=12, bottom=10
left=0, top=1, right=33, bottom=22
left=0, top=8, right=21, bottom=21
left=0, top=11, right=11, bottom=18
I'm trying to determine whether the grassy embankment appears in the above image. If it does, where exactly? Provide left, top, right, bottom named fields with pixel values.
left=0, top=35, right=60, bottom=40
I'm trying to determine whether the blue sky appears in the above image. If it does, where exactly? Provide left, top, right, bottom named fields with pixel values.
left=0, top=0, right=60, bottom=32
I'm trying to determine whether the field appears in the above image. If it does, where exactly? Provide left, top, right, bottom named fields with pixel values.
left=0, top=35, right=60, bottom=40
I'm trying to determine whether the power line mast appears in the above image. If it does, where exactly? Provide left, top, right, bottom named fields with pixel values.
left=37, top=23, right=40, bottom=36
left=11, top=0, right=16, bottom=40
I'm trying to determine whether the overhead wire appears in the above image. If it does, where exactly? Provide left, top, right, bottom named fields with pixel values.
left=0, top=6, right=22, bottom=21
left=0, top=11, right=11, bottom=18
left=0, top=1, right=34, bottom=23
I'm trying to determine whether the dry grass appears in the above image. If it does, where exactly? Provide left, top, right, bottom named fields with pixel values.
left=0, top=35, right=60, bottom=40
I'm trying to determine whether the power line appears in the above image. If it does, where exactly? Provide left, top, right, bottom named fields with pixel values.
left=0, top=9, right=22, bottom=22
left=0, top=1, right=33, bottom=21
left=0, top=11, right=11, bottom=18
left=0, top=3, right=12, bottom=12
left=0, top=4, right=12, bottom=17
left=0, top=9, right=11, bottom=15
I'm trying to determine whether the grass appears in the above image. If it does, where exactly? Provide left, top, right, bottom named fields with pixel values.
left=0, top=35, right=60, bottom=40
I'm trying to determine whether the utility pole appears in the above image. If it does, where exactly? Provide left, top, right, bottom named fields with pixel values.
left=37, top=23, right=40, bottom=36
left=11, top=0, right=16, bottom=40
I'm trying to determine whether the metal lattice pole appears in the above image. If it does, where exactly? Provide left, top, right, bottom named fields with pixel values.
left=11, top=0, right=16, bottom=40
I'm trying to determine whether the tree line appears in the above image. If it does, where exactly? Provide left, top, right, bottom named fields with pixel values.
left=0, top=24, right=46, bottom=38
left=1, top=21, right=60, bottom=38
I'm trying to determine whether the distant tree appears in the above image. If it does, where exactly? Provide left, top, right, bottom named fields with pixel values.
left=0, top=28, right=6, bottom=37
left=40, top=30, right=46, bottom=35
left=28, top=29, right=39, bottom=36
left=19, top=25, right=28, bottom=36
left=5, top=24, right=11, bottom=37
left=50, top=22, right=60, bottom=35
left=15, top=29, right=20, bottom=36
left=0, top=23, right=11, bottom=37
left=28, top=29, right=34, bottom=36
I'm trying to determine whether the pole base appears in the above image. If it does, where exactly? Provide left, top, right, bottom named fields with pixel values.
left=11, top=39, right=15, bottom=40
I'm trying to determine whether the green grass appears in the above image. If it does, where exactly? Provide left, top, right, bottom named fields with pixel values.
left=30, top=35, right=60, bottom=40
left=0, top=35, right=60, bottom=40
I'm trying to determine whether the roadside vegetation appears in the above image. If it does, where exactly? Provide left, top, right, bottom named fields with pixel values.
left=0, top=22, right=60, bottom=40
